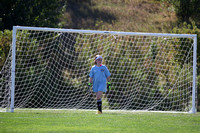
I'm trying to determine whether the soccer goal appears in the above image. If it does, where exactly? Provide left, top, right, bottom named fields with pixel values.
left=0, top=26, right=197, bottom=113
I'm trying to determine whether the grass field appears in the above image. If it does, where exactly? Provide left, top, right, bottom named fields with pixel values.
left=0, top=110, right=200, bottom=133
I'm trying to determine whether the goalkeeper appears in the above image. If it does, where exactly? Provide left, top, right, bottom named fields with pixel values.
left=88, top=55, right=111, bottom=114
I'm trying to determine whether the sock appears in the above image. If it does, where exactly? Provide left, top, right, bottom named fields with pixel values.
left=97, top=99, right=102, bottom=112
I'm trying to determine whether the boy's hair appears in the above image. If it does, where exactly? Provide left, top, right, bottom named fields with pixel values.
left=94, top=55, right=102, bottom=64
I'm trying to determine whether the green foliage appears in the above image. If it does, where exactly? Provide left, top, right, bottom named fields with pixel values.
left=0, top=30, right=12, bottom=69
left=0, top=0, right=66, bottom=30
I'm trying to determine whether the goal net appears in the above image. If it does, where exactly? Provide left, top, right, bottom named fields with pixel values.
left=0, top=26, right=197, bottom=113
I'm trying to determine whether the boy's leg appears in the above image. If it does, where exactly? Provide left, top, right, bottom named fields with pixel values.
left=96, top=91, right=103, bottom=113
left=97, top=99, right=102, bottom=112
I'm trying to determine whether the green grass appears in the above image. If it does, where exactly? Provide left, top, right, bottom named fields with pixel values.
left=0, top=110, right=200, bottom=133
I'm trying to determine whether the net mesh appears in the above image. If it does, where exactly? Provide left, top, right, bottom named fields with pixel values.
left=0, top=27, right=196, bottom=112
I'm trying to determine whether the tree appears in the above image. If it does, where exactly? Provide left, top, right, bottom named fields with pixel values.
left=165, top=0, right=200, bottom=25
left=0, top=0, right=66, bottom=30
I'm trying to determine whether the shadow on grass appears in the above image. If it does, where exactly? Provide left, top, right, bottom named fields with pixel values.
left=64, top=0, right=116, bottom=29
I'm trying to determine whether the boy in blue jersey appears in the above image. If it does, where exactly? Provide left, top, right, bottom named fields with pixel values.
left=88, top=55, right=111, bottom=114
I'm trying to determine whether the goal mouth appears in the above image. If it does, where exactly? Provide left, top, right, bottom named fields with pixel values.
left=0, top=26, right=197, bottom=113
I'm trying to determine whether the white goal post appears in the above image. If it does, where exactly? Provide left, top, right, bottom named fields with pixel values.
left=0, top=26, right=197, bottom=113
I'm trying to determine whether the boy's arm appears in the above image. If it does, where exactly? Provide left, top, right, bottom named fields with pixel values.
left=89, top=77, right=93, bottom=83
left=87, top=77, right=93, bottom=92
left=107, top=76, right=110, bottom=82
left=107, top=76, right=111, bottom=91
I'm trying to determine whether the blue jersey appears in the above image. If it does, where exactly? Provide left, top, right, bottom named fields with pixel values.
left=89, top=65, right=111, bottom=92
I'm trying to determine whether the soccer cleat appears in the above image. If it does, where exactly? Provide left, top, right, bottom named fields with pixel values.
left=96, top=111, right=102, bottom=114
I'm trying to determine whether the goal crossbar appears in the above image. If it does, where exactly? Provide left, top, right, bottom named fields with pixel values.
left=13, top=26, right=196, bottom=37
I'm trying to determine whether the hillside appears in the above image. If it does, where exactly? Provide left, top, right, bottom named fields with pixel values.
left=61, top=0, right=177, bottom=33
